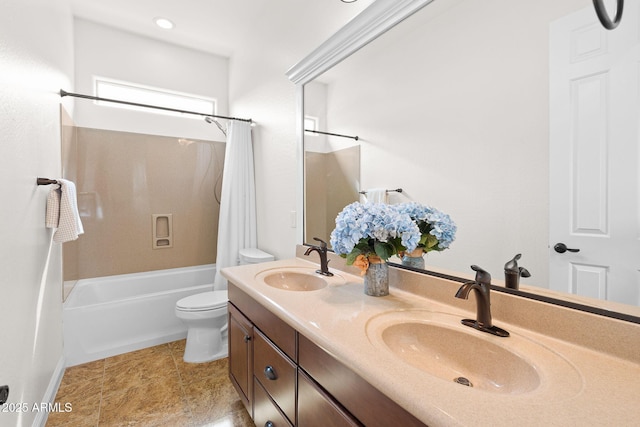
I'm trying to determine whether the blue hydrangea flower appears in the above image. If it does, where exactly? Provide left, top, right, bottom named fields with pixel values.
left=396, top=202, right=457, bottom=251
left=330, top=202, right=420, bottom=261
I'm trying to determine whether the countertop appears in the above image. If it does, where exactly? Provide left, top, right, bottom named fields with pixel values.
left=222, top=257, right=640, bottom=426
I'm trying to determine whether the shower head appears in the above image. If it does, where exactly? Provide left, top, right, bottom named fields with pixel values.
left=204, top=116, right=227, bottom=136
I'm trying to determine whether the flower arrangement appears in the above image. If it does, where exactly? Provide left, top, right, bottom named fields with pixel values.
left=395, top=202, right=457, bottom=253
left=329, top=202, right=421, bottom=275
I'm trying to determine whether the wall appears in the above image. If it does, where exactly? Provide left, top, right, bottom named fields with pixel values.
left=228, top=52, right=299, bottom=260
left=0, top=0, right=73, bottom=425
left=63, top=128, right=224, bottom=280
left=305, top=146, right=360, bottom=243
left=73, top=18, right=229, bottom=142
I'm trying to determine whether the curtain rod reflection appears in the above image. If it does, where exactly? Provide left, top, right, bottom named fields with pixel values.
left=59, top=90, right=253, bottom=123
left=359, top=188, right=403, bottom=195
left=305, top=129, right=359, bottom=140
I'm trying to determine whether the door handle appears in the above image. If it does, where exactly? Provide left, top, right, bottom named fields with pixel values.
left=553, top=243, right=580, bottom=253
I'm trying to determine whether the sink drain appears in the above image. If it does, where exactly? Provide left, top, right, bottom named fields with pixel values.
left=454, top=377, right=473, bottom=387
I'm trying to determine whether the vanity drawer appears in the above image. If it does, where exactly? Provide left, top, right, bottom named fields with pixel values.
left=298, top=369, right=362, bottom=427
left=298, top=334, right=425, bottom=427
left=253, top=329, right=296, bottom=422
left=254, top=377, right=293, bottom=427
left=229, top=282, right=296, bottom=359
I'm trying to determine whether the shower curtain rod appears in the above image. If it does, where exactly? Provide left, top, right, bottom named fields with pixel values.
left=359, top=188, right=403, bottom=195
left=305, top=129, right=359, bottom=141
left=59, top=90, right=253, bottom=123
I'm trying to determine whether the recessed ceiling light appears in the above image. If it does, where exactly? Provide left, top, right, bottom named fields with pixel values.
left=154, top=17, right=174, bottom=30
left=341, top=0, right=358, bottom=3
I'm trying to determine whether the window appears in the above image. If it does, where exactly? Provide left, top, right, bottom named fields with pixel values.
left=304, top=116, right=318, bottom=134
left=94, top=77, right=216, bottom=119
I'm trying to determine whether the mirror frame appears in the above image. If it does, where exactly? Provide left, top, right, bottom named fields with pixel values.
left=286, top=0, right=640, bottom=325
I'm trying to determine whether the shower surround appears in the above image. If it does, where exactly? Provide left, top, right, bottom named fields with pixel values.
left=62, top=127, right=225, bottom=281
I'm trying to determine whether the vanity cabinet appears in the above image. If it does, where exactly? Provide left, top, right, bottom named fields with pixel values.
left=228, top=283, right=427, bottom=427
left=228, top=303, right=253, bottom=413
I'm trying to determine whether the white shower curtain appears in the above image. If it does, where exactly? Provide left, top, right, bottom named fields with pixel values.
left=213, top=120, right=257, bottom=290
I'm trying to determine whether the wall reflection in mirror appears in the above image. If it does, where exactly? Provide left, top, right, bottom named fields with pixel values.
left=303, top=0, right=640, bottom=313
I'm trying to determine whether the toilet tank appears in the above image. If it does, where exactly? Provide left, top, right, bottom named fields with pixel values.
left=239, top=248, right=274, bottom=265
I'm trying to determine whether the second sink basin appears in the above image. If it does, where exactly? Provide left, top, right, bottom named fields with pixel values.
left=380, top=321, right=539, bottom=394
left=366, top=310, right=583, bottom=397
left=255, top=267, right=345, bottom=291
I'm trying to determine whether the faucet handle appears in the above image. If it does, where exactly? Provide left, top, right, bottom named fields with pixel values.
left=312, top=237, right=328, bottom=249
left=470, top=265, right=491, bottom=285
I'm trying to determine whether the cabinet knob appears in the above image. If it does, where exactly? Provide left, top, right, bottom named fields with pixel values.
left=265, top=422, right=275, bottom=427
left=244, top=335, right=251, bottom=343
left=264, top=365, right=278, bottom=380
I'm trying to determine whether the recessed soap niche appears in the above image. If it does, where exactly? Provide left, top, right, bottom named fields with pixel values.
left=152, top=214, right=173, bottom=249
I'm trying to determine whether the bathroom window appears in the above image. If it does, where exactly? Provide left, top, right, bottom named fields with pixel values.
left=94, top=77, right=217, bottom=119
left=304, top=116, right=319, bottom=135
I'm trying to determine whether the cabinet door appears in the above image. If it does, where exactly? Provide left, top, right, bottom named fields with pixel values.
left=298, top=370, right=362, bottom=427
left=228, top=303, right=253, bottom=413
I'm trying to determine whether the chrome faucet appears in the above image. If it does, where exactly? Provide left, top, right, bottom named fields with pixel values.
left=455, top=265, right=509, bottom=337
left=304, top=238, right=334, bottom=276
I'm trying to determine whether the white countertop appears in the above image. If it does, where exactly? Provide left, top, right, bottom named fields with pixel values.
left=222, top=257, right=640, bottom=426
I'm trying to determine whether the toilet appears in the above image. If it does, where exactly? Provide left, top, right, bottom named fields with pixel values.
left=175, top=248, right=274, bottom=363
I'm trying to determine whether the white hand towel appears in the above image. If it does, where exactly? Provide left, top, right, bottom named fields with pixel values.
left=365, top=188, right=388, bottom=204
left=45, top=179, right=84, bottom=243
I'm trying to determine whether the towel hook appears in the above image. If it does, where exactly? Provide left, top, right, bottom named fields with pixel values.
left=593, top=0, right=624, bottom=30
left=37, top=178, right=59, bottom=186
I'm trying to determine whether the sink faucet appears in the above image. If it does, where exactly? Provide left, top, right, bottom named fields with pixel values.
left=455, top=265, right=509, bottom=337
left=504, top=253, right=531, bottom=290
left=304, top=238, right=334, bottom=276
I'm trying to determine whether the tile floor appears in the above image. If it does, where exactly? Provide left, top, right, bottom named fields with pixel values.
left=46, top=340, right=255, bottom=427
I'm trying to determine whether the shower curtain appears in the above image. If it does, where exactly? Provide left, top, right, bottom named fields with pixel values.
left=213, top=121, right=257, bottom=290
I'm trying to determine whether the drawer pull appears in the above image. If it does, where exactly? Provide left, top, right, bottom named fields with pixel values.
left=264, top=365, right=278, bottom=380
left=265, top=422, right=274, bottom=427
left=244, top=335, right=251, bottom=343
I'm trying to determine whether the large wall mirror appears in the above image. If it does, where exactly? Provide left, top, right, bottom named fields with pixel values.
left=291, top=0, right=640, bottom=321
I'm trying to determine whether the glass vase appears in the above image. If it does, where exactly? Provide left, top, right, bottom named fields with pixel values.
left=401, top=248, right=425, bottom=269
left=364, top=256, right=389, bottom=296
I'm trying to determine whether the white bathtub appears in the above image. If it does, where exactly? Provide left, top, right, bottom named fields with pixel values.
left=63, top=264, right=215, bottom=366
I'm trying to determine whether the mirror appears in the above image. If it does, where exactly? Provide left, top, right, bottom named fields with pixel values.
left=299, top=0, right=640, bottom=319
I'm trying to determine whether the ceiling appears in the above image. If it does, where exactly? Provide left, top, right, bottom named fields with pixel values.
left=70, top=0, right=375, bottom=67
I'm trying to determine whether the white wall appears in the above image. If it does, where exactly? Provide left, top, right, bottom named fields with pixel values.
left=73, top=18, right=229, bottom=142
left=229, top=52, right=299, bottom=260
left=0, top=0, right=74, bottom=425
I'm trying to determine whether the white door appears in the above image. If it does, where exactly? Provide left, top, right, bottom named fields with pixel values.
left=549, top=3, right=640, bottom=305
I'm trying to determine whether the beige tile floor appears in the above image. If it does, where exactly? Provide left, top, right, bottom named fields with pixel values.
left=46, top=340, right=255, bottom=427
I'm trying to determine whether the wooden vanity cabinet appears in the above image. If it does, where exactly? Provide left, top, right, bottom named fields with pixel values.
left=228, top=283, right=426, bottom=427
left=228, top=302, right=253, bottom=414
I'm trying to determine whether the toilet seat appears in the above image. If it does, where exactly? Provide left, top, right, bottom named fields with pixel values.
left=176, top=291, right=227, bottom=312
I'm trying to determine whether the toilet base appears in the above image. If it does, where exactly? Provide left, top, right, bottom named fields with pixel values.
left=183, top=326, right=228, bottom=363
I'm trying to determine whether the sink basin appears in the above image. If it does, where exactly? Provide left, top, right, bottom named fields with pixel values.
left=255, top=267, right=345, bottom=291
left=380, top=322, right=539, bottom=394
left=366, top=310, right=583, bottom=397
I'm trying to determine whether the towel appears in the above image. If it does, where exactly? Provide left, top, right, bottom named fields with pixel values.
left=46, top=179, right=84, bottom=243
left=365, top=188, right=388, bottom=204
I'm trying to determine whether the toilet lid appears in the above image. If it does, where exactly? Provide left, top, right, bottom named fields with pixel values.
left=176, top=291, right=227, bottom=312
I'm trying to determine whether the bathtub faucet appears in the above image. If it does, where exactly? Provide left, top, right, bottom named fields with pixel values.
left=304, top=238, right=334, bottom=276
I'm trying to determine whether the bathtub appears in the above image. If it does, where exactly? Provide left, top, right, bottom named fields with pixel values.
left=63, top=264, right=215, bottom=366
